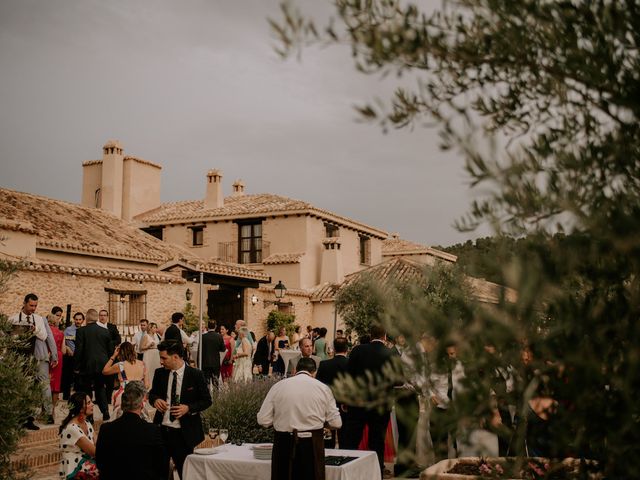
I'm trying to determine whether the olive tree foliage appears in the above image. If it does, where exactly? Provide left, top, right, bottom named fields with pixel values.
left=271, top=1, right=640, bottom=475
left=0, top=258, right=40, bottom=479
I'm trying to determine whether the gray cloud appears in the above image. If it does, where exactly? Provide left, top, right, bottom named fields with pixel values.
left=0, top=0, right=488, bottom=246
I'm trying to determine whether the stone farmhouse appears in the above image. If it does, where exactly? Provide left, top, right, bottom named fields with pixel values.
left=1, top=140, right=508, bottom=339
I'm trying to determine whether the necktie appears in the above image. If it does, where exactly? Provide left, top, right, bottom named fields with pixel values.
left=169, top=371, right=178, bottom=421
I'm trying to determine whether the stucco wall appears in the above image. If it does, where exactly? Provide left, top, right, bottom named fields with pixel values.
left=311, top=301, right=344, bottom=343
left=0, top=228, right=36, bottom=258
left=122, top=160, right=161, bottom=221
left=81, top=163, right=102, bottom=209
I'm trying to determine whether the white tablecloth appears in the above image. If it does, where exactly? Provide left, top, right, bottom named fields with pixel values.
left=278, top=349, right=301, bottom=375
left=183, top=444, right=381, bottom=480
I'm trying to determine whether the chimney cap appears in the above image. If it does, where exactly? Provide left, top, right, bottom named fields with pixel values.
left=103, top=139, right=123, bottom=149
left=207, top=169, right=222, bottom=177
left=232, top=179, right=245, bottom=187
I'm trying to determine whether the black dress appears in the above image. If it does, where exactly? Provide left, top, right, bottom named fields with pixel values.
left=272, top=339, right=289, bottom=375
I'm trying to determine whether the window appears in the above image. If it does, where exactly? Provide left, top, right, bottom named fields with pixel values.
left=359, top=235, right=371, bottom=265
left=141, top=226, right=163, bottom=240
left=106, top=290, right=147, bottom=343
left=325, top=222, right=339, bottom=238
left=238, top=221, right=262, bottom=264
left=191, top=226, right=204, bottom=246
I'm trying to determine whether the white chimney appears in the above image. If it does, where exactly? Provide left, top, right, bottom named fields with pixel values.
left=205, top=169, right=223, bottom=209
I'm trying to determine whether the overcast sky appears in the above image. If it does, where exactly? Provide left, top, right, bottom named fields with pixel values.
left=0, top=0, right=488, bottom=247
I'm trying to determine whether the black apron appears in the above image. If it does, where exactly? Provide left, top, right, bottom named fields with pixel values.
left=272, top=429, right=325, bottom=480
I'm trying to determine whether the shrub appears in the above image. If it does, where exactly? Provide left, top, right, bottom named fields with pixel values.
left=182, top=302, right=209, bottom=335
left=266, top=310, right=296, bottom=337
left=203, top=377, right=279, bottom=444
left=0, top=315, right=42, bottom=480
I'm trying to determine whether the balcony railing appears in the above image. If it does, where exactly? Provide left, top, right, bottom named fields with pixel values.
left=218, top=240, right=270, bottom=264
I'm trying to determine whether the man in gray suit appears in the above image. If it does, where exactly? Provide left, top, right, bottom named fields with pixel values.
left=10, top=293, right=58, bottom=427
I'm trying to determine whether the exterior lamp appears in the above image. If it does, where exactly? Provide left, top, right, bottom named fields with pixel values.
left=251, top=294, right=259, bottom=305
left=186, top=288, right=193, bottom=301
left=274, top=280, right=287, bottom=299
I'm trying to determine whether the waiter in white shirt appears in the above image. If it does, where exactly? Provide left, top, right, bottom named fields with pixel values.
left=257, top=357, right=342, bottom=480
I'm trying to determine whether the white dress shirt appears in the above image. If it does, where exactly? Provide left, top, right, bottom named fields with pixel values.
left=257, top=372, right=342, bottom=432
left=162, top=362, right=186, bottom=428
left=132, top=330, right=144, bottom=353
left=10, top=311, right=47, bottom=341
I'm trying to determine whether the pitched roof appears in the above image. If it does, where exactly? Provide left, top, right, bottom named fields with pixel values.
left=263, top=253, right=305, bottom=265
left=320, top=257, right=515, bottom=304
left=160, top=258, right=269, bottom=282
left=135, top=193, right=387, bottom=238
left=0, top=188, right=269, bottom=281
left=382, top=235, right=457, bottom=262
left=0, top=253, right=182, bottom=284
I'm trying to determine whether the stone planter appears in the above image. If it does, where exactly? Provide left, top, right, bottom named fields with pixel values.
left=420, top=457, right=601, bottom=479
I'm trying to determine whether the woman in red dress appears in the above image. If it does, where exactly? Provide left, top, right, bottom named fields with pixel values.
left=219, top=325, right=234, bottom=381
left=48, top=313, right=65, bottom=421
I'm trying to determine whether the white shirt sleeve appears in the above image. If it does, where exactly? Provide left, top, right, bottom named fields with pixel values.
left=257, top=386, right=276, bottom=427
left=34, top=316, right=48, bottom=341
left=324, top=387, right=342, bottom=429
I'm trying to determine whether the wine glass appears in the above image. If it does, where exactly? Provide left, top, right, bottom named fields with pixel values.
left=208, top=428, right=218, bottom=445
left=219, top=428, right=229, bottom=450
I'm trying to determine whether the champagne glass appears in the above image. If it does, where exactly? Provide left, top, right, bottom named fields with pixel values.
left=219, top=428, right=229, bottom=450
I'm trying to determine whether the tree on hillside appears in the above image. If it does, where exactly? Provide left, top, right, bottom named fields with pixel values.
left=271, top=1, right=640, bottom=475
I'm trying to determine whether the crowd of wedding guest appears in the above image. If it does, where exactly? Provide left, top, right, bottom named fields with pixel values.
left=10, top=291, right=564, bottom=479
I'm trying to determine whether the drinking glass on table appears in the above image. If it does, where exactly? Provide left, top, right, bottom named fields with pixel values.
left=208, top=428, right=219, bottom=445
left=219, top=428, right=229, bottom=450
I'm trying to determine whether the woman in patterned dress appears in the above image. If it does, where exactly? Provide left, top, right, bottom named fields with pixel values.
left=59, top=392, right=98, bottom=479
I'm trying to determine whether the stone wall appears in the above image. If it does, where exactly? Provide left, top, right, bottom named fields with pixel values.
left=0, top=269, right=190, bottom=334
left=243, top=287, right=313, bottom=338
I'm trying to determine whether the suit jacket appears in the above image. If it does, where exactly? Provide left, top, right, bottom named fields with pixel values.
left=200, top=331, right=226, bottom=372
left=75, top=323, right=112, bottom=375
left=96, top=411, right=168, bottom=480
left=253, top=335, right=273, bottom=373
left=148, top=364, right=212, bottom=449
left=106, top=322, right=121, bottom=353
left=317, top=355, right=349, bottom=390
left=347, top=340, right=399, bottom=410
left=164, top=324, right=182, bottom=343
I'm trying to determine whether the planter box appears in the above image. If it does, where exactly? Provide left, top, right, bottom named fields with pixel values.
left=420, top=457, right=601, bottom=480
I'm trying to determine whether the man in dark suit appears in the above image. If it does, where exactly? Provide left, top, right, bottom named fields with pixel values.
left=99, top=309, right=121, bottom=406
left=253, top=330, right=275, bottom=377
left=341, top=324, right=399, bottom=474
left=317, top=336, right=349, bottom=447
left=96, top=380, right=168, bottom=480
left=164, top=312, right=190, bottom=361
left=199, top=320, right=226, bottom=388
left=75, top=309, right=113, bottom=421
left=149, top=340, right=211, bottom=479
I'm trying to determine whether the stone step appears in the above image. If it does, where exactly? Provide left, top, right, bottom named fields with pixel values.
left=12, top=421, right=211, bottom=474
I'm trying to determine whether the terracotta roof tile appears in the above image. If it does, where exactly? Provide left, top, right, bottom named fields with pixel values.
left=0, top=218, right=36, bottom=235
left=0, top=188, right=185, bottom=263
left=382, top=236, right=457, bottom=262
left=263, top=253, right=305, bottom=265
left=310, top=282, right=340, bottom=302
left=135, top=194, right=387, bottom=238
left=0, top=253, right=182, bottom=283
left=171, top=258, right=270, bottom=282
left=325, top=257, right=515, bottom=304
